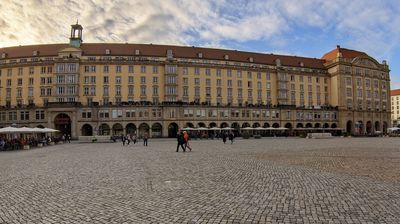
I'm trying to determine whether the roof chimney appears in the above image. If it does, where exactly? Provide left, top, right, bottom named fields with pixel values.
left=336, top=45, right=340, bottom=49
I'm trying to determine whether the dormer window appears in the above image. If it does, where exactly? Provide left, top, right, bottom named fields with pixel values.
left=224, top=55, right=229, bottom=60
left=198, top=53, right=203, bottom=58
left=275, top=58, right=281, bottom=67
left=135, top=49, right=140, bottom=55
left=167, top=49, right=173, bottom=60
left=249, top=57, right=253, bottom=62
left=299, top=62, right=304, bottom=67
left=33, top=50, right=39, bottom=56
left=105, top=49, right=111, bottom=55
left=1, top=52, right=6, bottom=58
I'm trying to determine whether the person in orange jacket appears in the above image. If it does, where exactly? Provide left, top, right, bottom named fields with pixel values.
left=183, top=131, right=192, bottom=151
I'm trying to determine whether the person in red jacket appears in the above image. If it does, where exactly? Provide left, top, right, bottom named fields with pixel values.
left=183, top=131, right=192, bottom=151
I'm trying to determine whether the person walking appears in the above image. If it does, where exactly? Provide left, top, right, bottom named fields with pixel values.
left=222, top=132, right=227, bottom=144
left=132, top=134, right=137, bottom=144
left=143, top=132, right=148, bottom=146
left=183, top=131, right=192, bottom=151
left=228, top=132, right=234, bottom=144
left=122, top=135, right=126, bottom=146
left=176, top=132, right=186, bottom=152
left=126, top=134, right=130, bottom=145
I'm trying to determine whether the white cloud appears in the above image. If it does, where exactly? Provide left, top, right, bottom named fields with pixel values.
left=0, top=0, right=399, bottom=69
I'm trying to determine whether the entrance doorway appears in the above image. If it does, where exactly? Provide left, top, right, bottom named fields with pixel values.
left=54, top=113, right=71, bottom=136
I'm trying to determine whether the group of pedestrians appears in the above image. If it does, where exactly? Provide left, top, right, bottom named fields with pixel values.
left=176, top=131, right=191, bottom=152
left=121, top=132, right=148, bottom=147
left=221, top=132, right=235, bottom=144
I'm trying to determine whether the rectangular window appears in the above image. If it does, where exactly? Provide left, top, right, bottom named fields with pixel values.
left=128, top=76, right=134, bottom=84
left=205, top=68, right=211, bottom=76
left=141, top=86, right=146, bottom=96
left=103, top=76, right=109, bottom=84
left=152, top=66, right=158, bottom=74
left=18, top=67, right=23, bottom=76
left=103, top=65, right=109, bottom=73
left=128, top=65, right=134, bottom=73
left=128, top=85, right=134, bottom=96
left=141, top=77, right=146, bottom=84
left=182, top=67, right=188, bottom=75
left=116, top=76, right=121, bottom=84
left=153, top=77, right=158, bottom=84
left=140, top=65, right=146, bottom=73
left=116, top=65, right=122, bottom=73
left=194, top=67, right=200, bottom=75
left=29, top=67, right=34, bottom=75
left=227, top=69, right=232, bottom=77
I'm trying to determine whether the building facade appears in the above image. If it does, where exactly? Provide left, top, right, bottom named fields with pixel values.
left=391, top=89, right=400, bottom=127
left=0, top=24, right=391, bottom=138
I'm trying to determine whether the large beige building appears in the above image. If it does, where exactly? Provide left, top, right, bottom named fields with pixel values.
left=0, top=24, right=391, bottom=138
left=391, top=89, right=400, bottom=126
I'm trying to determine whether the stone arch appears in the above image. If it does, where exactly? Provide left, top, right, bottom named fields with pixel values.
left=263, top=122, right=270, bottom=128
left=112, top=123, right=124, bottom=136
left=314, top=123, right=321, bottom=128
left=81, top=124, right=93, bottom=136
left=366, top=121, right=372, bottom=134
left=242, top=122, right=250, bottom=128
left=220, top=122, right=229, bottom=128
left=209, top=122, right=217, bottom=128
left=126, top=123, right=137, bottom=135
left=272, top=123, right=280, bottom=128
left=253, top=122, right=261, bottom=128
left=323, top=123, right=329, bottom=128
left=375, top=121, right=380, bottom=132
left=296, top=123, right=304, bottom=128
left=231, top=122, right=240, bottom=129
left=306, top=123, right=313, bottom=128
left=346, top=120, right=353, bottom=134
left=185, top=122, right=195, bottom=128
left=138, top=123, right=150, bottom=137
left=198, top=122, right=206, bottom=128
left=356, top=120, right=364, bottom=135
left=99, top=123, right=111, bottom=135
left=284, top=123, right=292, bottom=129
left=331, top=123, right=337, bottom=128
left=54, top=113, right=71, bottom=136
left=37, top=125, right=45, bottom=128
left=383, top=121, right=388, bottom=134
left=151, top=123, right=162, bottom=138
left=168, top=122, right=179, bottom=138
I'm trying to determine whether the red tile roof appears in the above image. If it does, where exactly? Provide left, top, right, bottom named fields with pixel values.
left=391, top=89, right=400, bottom=96
left=322, top=46, right=367, bottom=61
left=0, top=43, right=326, bottom=69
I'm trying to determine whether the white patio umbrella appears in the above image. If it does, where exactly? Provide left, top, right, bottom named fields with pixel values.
left=222, top=127, right=233, bottom=130
left=209, top=127, right=221, bottom=131
left=181, top=127, right=195, bottom=131
left=241, top=127, right=254, bottom=130
left=42, top=128, right=60, bottom=133
left=197, top=127, right=208, bottom=131
left=0, top=126, right=20, bottom=133
left=254, top=127, right=267, bottom=130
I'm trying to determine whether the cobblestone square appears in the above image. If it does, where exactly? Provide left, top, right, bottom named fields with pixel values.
left=0, top=137, right=399, bottom=223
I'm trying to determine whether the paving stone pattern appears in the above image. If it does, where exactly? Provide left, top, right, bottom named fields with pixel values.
left=0, top=138, right=399, bottom=223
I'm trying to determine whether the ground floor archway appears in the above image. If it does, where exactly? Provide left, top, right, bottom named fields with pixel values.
left=168, top=123, right=179, bottom=138
left=126, top=123, right=137, bottom=135
left=81, top=124, right=93, bottom=136
left=346, top=120, right=353, bottom=134
left=54, top=113, right=71, bottom=136
left=99, top=123, right=111, bottom=135
left=151, top=123, right=162, bottom=138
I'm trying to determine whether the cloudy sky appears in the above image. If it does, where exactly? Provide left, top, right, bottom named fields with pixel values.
left=1, top=0, right=399, bottom=88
